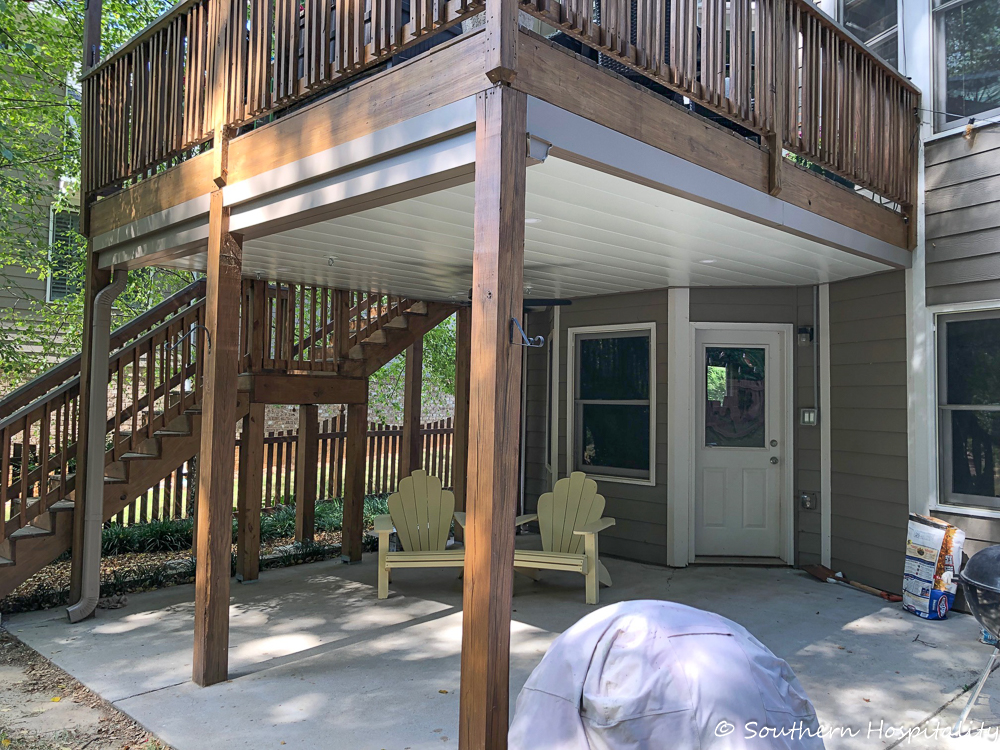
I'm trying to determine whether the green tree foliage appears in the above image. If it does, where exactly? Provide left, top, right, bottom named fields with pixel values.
left=0, top=0, right=185, bottom=387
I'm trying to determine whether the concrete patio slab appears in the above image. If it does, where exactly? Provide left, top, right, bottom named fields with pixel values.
left=5, top=547, right=998, bottom=749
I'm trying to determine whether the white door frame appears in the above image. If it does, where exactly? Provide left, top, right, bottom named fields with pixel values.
left=668, top=317, right=795, bottom=565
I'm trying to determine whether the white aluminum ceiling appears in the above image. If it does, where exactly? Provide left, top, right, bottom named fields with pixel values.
left=163, top=155, right=892, bottom=301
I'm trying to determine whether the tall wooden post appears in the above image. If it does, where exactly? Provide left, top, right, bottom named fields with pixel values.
left=452, top=308, right=471, bottom=542
left=71, top=0, right=111, bottom=605
left=236, top=403, right=264, bottom=583
left=458, top=85, right=527, bottom=750
left=341, top=395, right=368, bottom=562
left=400, top=340, right=424, bottom=478
left=295, top=404, right=319, bottom=542
left=192, top=189, right=243, bottom=687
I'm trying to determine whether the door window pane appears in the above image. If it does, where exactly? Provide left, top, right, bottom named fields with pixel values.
left=705, top=347, right=766, bottom=448
left=934, top=0, right=1000, bottom=129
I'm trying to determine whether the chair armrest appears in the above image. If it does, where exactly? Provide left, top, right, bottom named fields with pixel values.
left=453, top=512, right=466, bottom=529
left=574, top=518, right=615, bottom=535
left=515, top=514, right=538, bottom=527
left=374, top=514, right=394, bottom=534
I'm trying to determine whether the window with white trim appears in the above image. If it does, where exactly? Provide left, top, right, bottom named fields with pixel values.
left=841, top=0, right=898, bottom=67
left=47, top=209, right=80, bottom=302
left=933, top=0, right=1000, bottom=132
left=570, top=325, right=654, bottom=482
left=937, top=311, right=1000, bottom=509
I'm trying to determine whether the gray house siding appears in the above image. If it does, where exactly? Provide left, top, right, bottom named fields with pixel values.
left=522, top=310, right=551, bottom=515
left=828, top=271, right=909, bottom=594
left=926, top=132, right=1000, bottom=306
left=689, top=287, right=821, bottom=567
left=552, top=291, right=669, bottom=566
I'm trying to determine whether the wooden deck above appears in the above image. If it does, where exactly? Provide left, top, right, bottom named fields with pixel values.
left=84, top=2, right=918, bottom=281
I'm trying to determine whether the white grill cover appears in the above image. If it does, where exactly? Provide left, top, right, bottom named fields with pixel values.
left=509, top=600, right=824, bottom=749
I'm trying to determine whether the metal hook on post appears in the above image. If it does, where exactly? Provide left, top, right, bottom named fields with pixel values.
left=169, top=324, right=212, bottom=354
left=511, top=317, right=544, bottom=348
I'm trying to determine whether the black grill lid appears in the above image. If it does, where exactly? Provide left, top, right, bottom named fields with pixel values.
left=959, top=544, right=1000, bottom=595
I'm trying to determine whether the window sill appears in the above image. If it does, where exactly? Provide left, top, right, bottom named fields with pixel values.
left=929, top=503, right=1000, bottom=521
left=583, top=473, right=657, bottom=488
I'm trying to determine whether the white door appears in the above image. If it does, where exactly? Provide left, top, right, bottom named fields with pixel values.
left=694, top=328, right=786, bottom=558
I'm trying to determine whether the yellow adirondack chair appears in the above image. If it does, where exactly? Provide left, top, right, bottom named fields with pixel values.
left=513, top=471, right=615, bottom=604
left=374, top=470, right=464, bottom=599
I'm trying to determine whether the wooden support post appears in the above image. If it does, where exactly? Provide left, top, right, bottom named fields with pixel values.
left=341, top=393, right=368, bottom=563
left=236, top=403, right=264, bottom=583
left=452, top=308, right=471, bottom=543
left=295, top=404, right=319, bottom=542
left=485, top=0, right=518, bottom=83
left=192, top=189, right=243, bottom=688
left=400, top=339, right=424, bottom=478
left=459, top=85, right=527, bottom=750
left=767, top=0, right=786, bottom=197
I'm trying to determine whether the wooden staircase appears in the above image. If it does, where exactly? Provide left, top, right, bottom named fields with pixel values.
left=0, top=281, right=458, bottom=601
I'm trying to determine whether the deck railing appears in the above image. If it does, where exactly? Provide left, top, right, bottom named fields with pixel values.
left=522, top=0, right=919, bottom=205
left=81, top=0, right=485, bottom=196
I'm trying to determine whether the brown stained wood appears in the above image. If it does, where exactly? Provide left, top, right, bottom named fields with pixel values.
left=192, top=189, right=243, bottom=688
left=342, top=396, right=368, bottom=562
left=459, top=85, right=526, bottom=750
left=514, top=32, right=909, bottom=250
left=295, top=404, right=319, bottom=542
left=400, top=339, right=424, bottom=478
left=452, top=306, right=470, bottom=542
left=236, top=374, right=368, bottom=404
left=237, top=402, right=264, bottom=582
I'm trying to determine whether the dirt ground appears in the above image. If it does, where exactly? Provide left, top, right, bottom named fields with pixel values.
left=0, top=625, right=167, bottom=750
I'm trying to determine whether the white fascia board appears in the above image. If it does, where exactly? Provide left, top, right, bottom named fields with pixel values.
left=223, top=96, right=477, bottom=207
left=229, top=129, right=475, bottom=239
left=525, top=96, right=911, bottom=269
left=91, top=193, right=212, bottom=255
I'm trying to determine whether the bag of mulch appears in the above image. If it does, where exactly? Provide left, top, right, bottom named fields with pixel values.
left=902, top=514, right=965, bottom=620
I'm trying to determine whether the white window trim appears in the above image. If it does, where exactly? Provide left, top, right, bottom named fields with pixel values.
left=927, top=298, right=1000, bottom=518
left=545, top=307, right=560, bottom=480
left=931, top=0, right=1000, bottom=134
left=566, top=321, right=657, bottom=487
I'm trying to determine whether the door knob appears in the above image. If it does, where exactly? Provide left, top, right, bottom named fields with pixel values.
left=770, top=457, right=779, bottom=464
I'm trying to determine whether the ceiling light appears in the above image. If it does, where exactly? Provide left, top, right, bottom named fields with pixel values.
left=525, top=218, right=542, bottom=225
left=699, top=259, right=717, bottom=264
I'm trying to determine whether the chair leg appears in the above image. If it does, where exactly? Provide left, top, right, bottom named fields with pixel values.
left=378, top=533, right=389, bottom=599
left=598, top=561, right=612, bottom=588
left=584, top=533, right=599, bottom=605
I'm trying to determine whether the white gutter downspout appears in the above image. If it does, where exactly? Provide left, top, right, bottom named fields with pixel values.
left=67, top=269, right=127, bottom=623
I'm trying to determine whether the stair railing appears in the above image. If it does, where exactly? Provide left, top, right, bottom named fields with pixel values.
left=242, top=280, right=413, bottom=374
left=0, top=279, right=208, bottom=545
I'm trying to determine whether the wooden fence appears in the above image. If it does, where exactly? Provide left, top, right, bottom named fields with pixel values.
left=111, top=416, right=455, bottom=525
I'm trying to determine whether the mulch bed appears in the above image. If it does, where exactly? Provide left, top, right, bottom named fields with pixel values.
left=1, top=530, right=344, bottom=616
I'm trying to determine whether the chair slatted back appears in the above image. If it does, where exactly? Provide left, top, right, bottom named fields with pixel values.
left=388, top=470, right=455, bottom=552
left=537, top=472, right=605, bottom=555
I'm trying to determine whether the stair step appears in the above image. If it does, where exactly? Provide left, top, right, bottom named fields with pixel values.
left=405, top=301, right=429, bottom=316
left=185, top=407, right=202, bottom=415
left=0, top=556, right=13, bottom=568
left=385, top=316, right=409, bottom=330
left=364, top=330, right=388, bottom=345
left=121, top=451, right=160, bottom=461
left=104, top=475, right=128, bottom=484
left=348, top=345, right=365, bottom=360
left=153, top=429, right=192, bottom=438
left=49, top=500, right=75, bottom=512
left=10, top=525, right=53, bottom=541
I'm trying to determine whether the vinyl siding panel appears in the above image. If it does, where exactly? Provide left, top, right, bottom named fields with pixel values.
left=925, top=134, right=1000, bottom=306
left=556, top=290, right=669, bottom=566
left=829, top=271, right=908, bottom=594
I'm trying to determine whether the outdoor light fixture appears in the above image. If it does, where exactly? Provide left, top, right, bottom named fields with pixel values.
left=797, top=326, right=814, bottom=346
left=327, top=256, right=338, bottom=266
left=525, top=217, right=542, bottom=225
left=699, top=259, right=716, bottom=264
